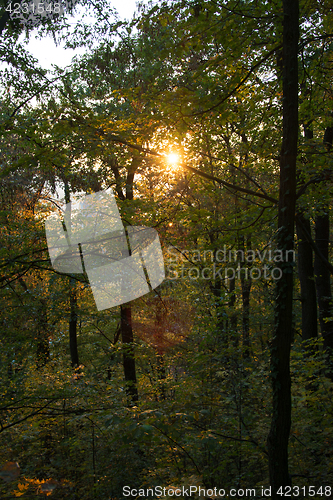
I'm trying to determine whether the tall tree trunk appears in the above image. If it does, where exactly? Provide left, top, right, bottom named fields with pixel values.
left=267, top=0, right=299, bottom=496
left=296, top=124, right=317, bottom=343
left=117, top=159, right=140, bottom=401
left=241, top=275, right=251, bottom=358
left=18, top=278, right=50, bottom=368
left=240, top=236, right=252, bottom=358
left=315, top=213, right=333, bottom=374
left=69, top=276, right=80, bottom=368
left=154, top=299, right=166, bottom=400
left=314, top=126, right=333, bottom=378
left=64, top=181, right=80, bottom=368
left=36, top=305, right=50, bottom=368
left=296, top=214, right=318, bottom=341
left=229, top=276, right=238, bottom=347
left=120, top=304, right=138, bottom=402
left=211, top=247, right=228, bottom=353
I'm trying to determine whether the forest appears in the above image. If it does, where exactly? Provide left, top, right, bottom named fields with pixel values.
left=1, top=0, right=333, bottom=498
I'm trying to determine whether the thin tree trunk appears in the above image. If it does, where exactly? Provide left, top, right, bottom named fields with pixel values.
left=118, top=158, right=140, bottom=401
left=63, top=181, right=80, bottom=369
left=211, top=248, right=228, bottom=353
left=240, top=236, right=252, bottom=358
left=315, top=213, right=333, bottom=373
left=296, top=214, right=318, bottom=341
left=241, top=275, right=251, bottom=358
left=18, top=278, right=50, bottom=368
left=296, top=123, right=317, bottom=343
left=229, top=276, right=238, bottom=347
left=156, top=354, right=166, bottom=401
left=120, top=304, right=138, bottom=402
left=36, top=305, right=50, bottom=368
left=69, top=276, right=80, bottom=368
left=155, top=299, right=166, bottom=400
left=267, top=0, right=299, bottom=496
left=314, top=126, right=333, bottom=378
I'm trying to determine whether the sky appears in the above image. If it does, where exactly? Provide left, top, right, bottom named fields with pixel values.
left=17, top=0, right=145, bottom=203
left=24, top=0, right=143, bottom=69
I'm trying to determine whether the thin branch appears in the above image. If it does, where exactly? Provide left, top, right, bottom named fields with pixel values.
left=183, top=164, right=277, bottom=203
left=0, top=400, right=54, bottom=433
left=102, top=132, right=278, bottom=204
left=299, top=33, right=333, bottom=51
left=296, top=172, right=331, bottom=199
left=185, top=44, right=282, bottom=117
left=191, top=421, right=268, bottom=456
left=151, top=424, right=201, bottom=474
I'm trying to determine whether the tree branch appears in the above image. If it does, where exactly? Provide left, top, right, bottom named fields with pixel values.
left=103, top=132, right=278, bottom=204
left=186, top=43, right=282, bottom=117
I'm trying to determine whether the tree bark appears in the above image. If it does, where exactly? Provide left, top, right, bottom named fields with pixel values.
left=296, top=124, right=317, bottom=343
left=63, top=181, right=80, bottom=368
left=18, top=278, right=50, bottom=368
left=36, top=306, right=50, bottom=368
left=314, top=213, right=333, bottom=376
left=241, top=274, right=251, bottom=358
left=314, top=126, right=333, bottom=378
left=0, top=10, right=10, bottom=36
left=120, top=304, right=138, bottom=402
left=267, top=0, right=299, bottom=496
left=296, top=214, right=318, bottom=341
left=240, top=236, right=252, bottom=358
left=69, top=276, right=80, bottom=368
left=229, top=276, right=238, bottom=347
left=116, top=157, right=140, bottom=401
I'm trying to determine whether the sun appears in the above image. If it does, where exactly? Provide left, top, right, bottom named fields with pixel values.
left=166, top=152, right=180, bottom=167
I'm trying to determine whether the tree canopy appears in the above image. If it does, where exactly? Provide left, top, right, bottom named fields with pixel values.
left=1, top=0, right=333, bottom=498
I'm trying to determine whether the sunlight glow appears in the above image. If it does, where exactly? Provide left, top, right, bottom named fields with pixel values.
left=166, top=152, right=180, bottom=167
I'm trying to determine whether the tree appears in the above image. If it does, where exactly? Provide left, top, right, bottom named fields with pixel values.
left=2, top=1, right=333, bottom=497
left=267, top=0, right=299, bottom=494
